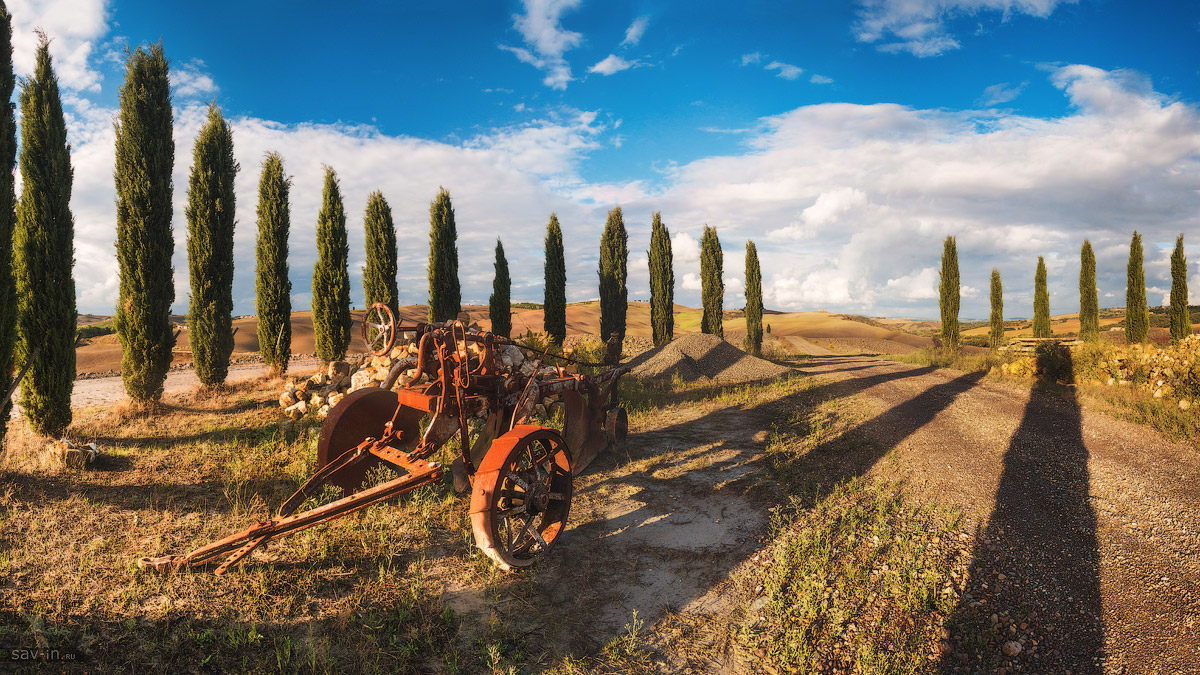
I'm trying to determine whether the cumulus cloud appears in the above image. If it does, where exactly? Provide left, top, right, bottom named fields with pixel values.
left=740, top=52, right=762, bottom=66
left=10, top=0, right=110, bottom=91
left=589, top=54, right=637, bottom=76
left=171, top=58, right=218, bottom=98
left=854, top=0, right=1076, bottom=57
left=55, top=57, right=1200, bottom=322
left=640, top=64, right=1200, bottom=317
left=66, top=99, right=616, bottom=314
left=621, top=16, right=649, bottom=47
left=810, top=74, right=834, bottom=85
left=885, top=267, right=939, bottom=300
left=672, top=231, right=700, bottom=263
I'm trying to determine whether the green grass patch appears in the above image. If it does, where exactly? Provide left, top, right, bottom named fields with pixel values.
left=878, top=347, right=1014, bottom=373
left=740, top=479, right=961, bottom=675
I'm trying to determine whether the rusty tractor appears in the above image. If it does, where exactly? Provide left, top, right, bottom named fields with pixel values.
left=139, top=303, right=628, bottom=573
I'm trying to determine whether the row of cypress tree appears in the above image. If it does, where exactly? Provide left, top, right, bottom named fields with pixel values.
left=941, top=231, right=1191, bottom=351
left=483, top=206, right=763, bottom=358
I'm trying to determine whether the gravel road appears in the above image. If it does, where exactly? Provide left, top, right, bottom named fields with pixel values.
left=793, top=353, right=1200, bottom=674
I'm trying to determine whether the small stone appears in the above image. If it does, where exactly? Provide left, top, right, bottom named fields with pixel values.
left=749, top=596, right=769, bottom=612
left=1002, top=641, right=1023, bottom=657
left=327, top=361, right=351, bottom=380
left=1180, top=399, right=1192, bottom=411
left=279, top=390, right=298, bottom=408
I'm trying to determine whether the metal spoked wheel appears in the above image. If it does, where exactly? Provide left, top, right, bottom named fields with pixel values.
left=361, top=302, right=396, bottom=356
left=470, top=426, right=573, bottom=570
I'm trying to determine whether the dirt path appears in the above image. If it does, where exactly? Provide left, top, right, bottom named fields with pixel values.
left=9, top=357, right=323, bottom=415
left=788, top=354, right=1200, bottom=674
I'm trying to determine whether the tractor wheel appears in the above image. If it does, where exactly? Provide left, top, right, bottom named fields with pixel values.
left=317, top=388, right=423, bottom=494
left=469, top=425, right=573, bottom=570
left=605, top=406, right=628, bottom=444
left=361, top=302, right=396, bottom=356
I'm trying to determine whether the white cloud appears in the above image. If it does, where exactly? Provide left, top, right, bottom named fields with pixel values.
left=171, top=58, right=218, bottom=98
left=638, top=64, right=1200, bottom=316
left=55, top=58, right=1200, bottom=321
left=621, top=16, right=649, bottom=47
left=10, top=0, right=110, bottom=91
left=502, top=0, right=583, bottom=90
left=765, top=61, right=803, bottom=80
left=589, top=54, right=637, bottom=76
left=978, top=81, right=1026, bottom=106
left=740, top=52, right=762, bottom=66
left=885, top=267, right=939, bottom=300
left=672, top=231, right=700, bottom=263
left=810, top=74, right=834, bottom=85
left=66, top=98, right=616, bottom=314
left=855, top=0, right=1076, bottom=57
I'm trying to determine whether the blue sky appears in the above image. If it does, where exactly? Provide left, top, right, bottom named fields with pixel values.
left=20, top=0, right=1200, bottom=319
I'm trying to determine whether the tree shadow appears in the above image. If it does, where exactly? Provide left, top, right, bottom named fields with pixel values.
left=940, top=349, right=1104, bottom=673
left=529, top=362, right=988, bottom=656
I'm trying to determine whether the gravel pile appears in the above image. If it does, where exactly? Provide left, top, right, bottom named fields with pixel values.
left=626, top=333, right=790, bottom=383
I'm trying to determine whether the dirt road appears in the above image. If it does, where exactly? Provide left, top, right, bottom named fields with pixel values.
left=5, top=358, right=324, bottom=418
left=787, top=353, right=1200, bottom=674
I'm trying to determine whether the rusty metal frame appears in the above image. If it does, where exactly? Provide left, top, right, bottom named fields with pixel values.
left=139, top=321, right=628, bottom=574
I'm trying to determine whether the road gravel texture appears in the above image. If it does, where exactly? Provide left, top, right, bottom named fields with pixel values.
left=792, top=354, right=1199, bottom=674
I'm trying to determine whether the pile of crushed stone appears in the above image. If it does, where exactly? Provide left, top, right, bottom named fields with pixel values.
left=625, top=333, right=790, bottom=383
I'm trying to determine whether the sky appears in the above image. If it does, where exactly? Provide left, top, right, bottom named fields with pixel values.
left=18, top=0, right=1200, bottom=320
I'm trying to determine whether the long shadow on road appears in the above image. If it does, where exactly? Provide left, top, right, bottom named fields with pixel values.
left=940, top=354, right=1103, bottom=674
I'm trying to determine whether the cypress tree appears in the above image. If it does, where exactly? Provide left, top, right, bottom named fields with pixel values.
left=648, top=212, right=674, bottom=346
left=255, top=153, right=292, bottom=377
left=544, top=214, right=566, bottom=346
left=361, top=191, right=398, bottom=319
left=427, top=187, right=461, bottom=323
left=744, top=240, right=763, bottom=356
left=312, top=166, right=350, bottom=363
left=489, top=239, right=511, bottom=338
left=1170, top=234, right=1189, bottom=343
left=1078, top=240, right=1099, bottom=342
left=0, top=2, right=16, bottom=448
left=938, top=235, right=960, bottom=350
left=13, top=33, right=75, bottom=436
left=700, top=225, right=724, bottom=338
left=598, top=206, right=628, bottom=346
left=1126, top=231, right=1149, bottom=344
left=114, top=42, right=174, bottom=402
left=1032, top=256, right=1051, bottom=338
left=185, top=104, right=238, bottom=387
left=989, top=269, right=1004, bottom=349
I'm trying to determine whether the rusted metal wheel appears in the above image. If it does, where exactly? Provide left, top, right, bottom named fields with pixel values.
left=469, top=425, right=573, bottom=570
left=361, top=302, right=396, bottom=356
left=317, top=388, right=424, bottom=494
left=605, top=406, right=628, bottom=444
